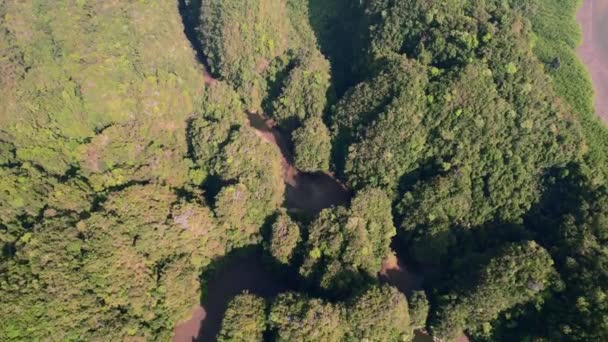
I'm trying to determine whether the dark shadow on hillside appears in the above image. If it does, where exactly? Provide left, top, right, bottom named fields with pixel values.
left=178, top=0, right=203, bottom=63
left=307, top=0, right=363, bottom=97
left=522, top=164, right=586, bottom=245
left=178, top=0, right=216, bottom=78
left=195, top=246, right=295, bottom=342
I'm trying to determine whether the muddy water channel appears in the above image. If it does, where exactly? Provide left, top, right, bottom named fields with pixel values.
left=172, top=113, right=423, bottom=341
left=173, top=248, right=291, bottom=342
left=578, top=0, right=608, bottom=122
left=175, top=4, right=421, bottom=340
left=246, top=112, right=351, bottom=214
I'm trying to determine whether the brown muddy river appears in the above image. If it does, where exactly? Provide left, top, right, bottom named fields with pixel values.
left=173, top=248, right=291, bottom=342
left=173, top=3, right=455, bottom=340
left=578, top=0, right=608, bottom=122
left=247, top=112, right=351, bottom=214
left=172, top=113, right=424, bottom=341
left=173, top=113, right=354, bottom=341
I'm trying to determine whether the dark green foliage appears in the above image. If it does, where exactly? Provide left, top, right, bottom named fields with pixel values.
left=268, top=292, right=346, bottom=341
left=430, top=241, right=554, bottom=341
left=292, top=117, right=331, bottom=172
left=409, top=290, right=430, bottom=331
left=334, top=0, right=585, bottom=264
left=189, top=81, right=247, bottom=170
left=267, top=210, right=301, bottom=265
left=528, top=185, right=608, bottom=341
left=536, top=190, right=608, bottom=341
left=486, top=168, right=608, bottom=342
left=347, top=285, right=412, bottom=341
left=399, top=168, right=472, bottom=263
left=218, top=293, right=267, bottom=342
left=299, top=188, right=395, bottom=294
left=1, top=185, right=226, bottom=341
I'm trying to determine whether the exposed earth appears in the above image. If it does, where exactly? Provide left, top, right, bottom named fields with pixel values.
left=577, top=0, right=608, bottom=122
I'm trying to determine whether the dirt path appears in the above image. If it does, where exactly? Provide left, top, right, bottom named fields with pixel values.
left=577, top=0, right=608, bottom=122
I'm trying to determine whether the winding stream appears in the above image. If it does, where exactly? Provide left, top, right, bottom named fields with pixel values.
left=170, top=2, right=459, bottom=340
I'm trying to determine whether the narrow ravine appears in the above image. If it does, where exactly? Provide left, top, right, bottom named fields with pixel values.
left=173, top=2, right=425, bottom=341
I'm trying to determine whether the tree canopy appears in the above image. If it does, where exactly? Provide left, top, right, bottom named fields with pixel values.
left=1, top=0, right=608, bottom=341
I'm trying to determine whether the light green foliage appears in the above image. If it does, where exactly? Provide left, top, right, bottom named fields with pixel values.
left=300, top=188, right=395, bottom=294
left=430, top=241, right=554, bottom=341
left=218, top=293, right=267, bottom=342
left=0, top=1, right=203, bottom=175
left=81, top=119, right=191, bottom=190
left=0, top=0, right=205, bottom=234
left=409, top=290, right=430, bottom=331
left=292, top=117, right=332, bottom=172
left=269, top=292, right=346, bottom=341
left=214, top=127, right=285, bottom=234
left=199, top=0, right=289, bottom=110
left=0, top=1, right=284, bottom=340
left=347, top=285, right=412, bottom=342
left=267, top=210, right=301, bottom=265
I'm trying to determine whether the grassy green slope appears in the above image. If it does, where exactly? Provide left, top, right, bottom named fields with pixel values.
left=531, top=0, right=608, bottom=182
left=0, top=1, right=212, bottom=340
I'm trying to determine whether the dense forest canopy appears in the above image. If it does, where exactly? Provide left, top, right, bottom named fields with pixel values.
left=1, top=0, right=607, bottom=341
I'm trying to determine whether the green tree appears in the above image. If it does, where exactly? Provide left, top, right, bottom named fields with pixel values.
left=269, top=292, right=346, bottom=341
left=292, top=117, right=331, bottom=172
left=347, top=285, right=412, bottom=341
left=199, top=0, right=289, bottom=109
left=299, top=188, right=395, bottom=294
left=266, top=209, right=301, bottom=265
left=269, top=49, right=331, bottom=130
left=430, top=241, right=555, bottom=341
left=409, top=290, right=430, bottom=332
left=218, top=293, right=267, bottom=342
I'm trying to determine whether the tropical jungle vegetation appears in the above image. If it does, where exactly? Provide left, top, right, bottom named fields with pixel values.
left=0, top=0, right=607, bottom=341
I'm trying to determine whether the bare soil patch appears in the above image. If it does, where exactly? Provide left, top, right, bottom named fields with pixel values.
left=577, top=0, right=608, bottom=122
